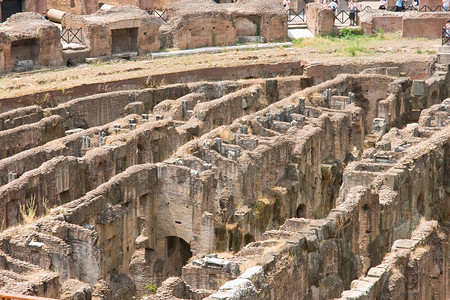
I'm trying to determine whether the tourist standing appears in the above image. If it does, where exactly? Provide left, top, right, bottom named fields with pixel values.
left=283, top=0, right=290, bottom=10
left=349, top=0, right=356, bottom=26
left=443, top=0, right=450, bottom=11
left=445, top=20, right=450, bottom=37
left=379, top=0, right=387, bottom=9
left=328, top=0, right=338, bottom=13
left=395, top=0, right=403, bottom=11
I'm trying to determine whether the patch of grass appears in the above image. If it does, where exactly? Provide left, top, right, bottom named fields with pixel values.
left=145, top=283, right=157, bottom=293
left=292, top=38, right=304, bottom=47
left=376, top=29, right=385, bottom=40
left=292, top=30, right=391, bottom=57
left=346, top=40, right=365, bottom=57
left=339, top=27, right=364, bottom=38
left=20, top=195, right=37, bottom=225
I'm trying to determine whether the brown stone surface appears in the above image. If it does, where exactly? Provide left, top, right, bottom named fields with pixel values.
left=47, top=0, right=99, bottom=14
left=402, top=13, right=450, bottom=38
left=0, top=42, right=447, bottom=300
left=103, top=0, right=154, bottom=10
left=0, top=13, right=63, bottom=72
left=360, top=10, right=450, bottom=38
left=305, top=3, right=334, bottom=35
left=62, top=6, right=160, bottom=57
left=160, top=0, right=287, bottom=49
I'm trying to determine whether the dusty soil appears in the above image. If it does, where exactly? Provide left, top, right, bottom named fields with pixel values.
left=0, top=32, right=440, bottom=99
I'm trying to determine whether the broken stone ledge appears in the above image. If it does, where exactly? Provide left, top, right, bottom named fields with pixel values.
left=150, top=42, right=293, bottom=59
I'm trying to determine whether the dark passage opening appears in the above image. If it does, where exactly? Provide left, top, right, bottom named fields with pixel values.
left=111, top=28, right=138, bottom=54
left=296, top=204, right=306, bottom=218
left=11, top=38, right=40, bottom=65
left=166, top=236, right=192, bottom=276
left=179, top=238, right=192, bottom=267
left=1, top=0, right=22, bottom=22
left=244, top=233, right=255, bottom=245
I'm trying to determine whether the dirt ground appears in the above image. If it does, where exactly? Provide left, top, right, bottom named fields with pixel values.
left=0, top=32, right=440, bottom=100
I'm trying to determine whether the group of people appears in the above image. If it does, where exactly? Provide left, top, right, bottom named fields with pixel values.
left=390, top=0, right=419, bottom=11
left=378, top=0, right=449, bottom=11
left=321, top=0, right=357, bottom=26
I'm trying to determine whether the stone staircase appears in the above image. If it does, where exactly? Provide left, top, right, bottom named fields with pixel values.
left=288, top=21, right=308, bottom=30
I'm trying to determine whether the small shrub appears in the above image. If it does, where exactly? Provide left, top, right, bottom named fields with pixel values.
left=140, top=78, right=166, bottom=89
left=20, top=195, right=37, bottom=225
left=254, top=200, right=266, bottom=214
left=346, top=40, right=363, bottom=57
left=145, top=283, right=157, bottom=293
left=339, top=27, right=364, bottom=38
left=376, top=28, right=385, bottom=40
left=292, top=38, right=304, bottom=47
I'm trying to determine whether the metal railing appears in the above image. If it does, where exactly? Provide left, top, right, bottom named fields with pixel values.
left=148, top=9, right=168, bottom=22
left=333, top=7, right=372, bottom=24
left=60, top=27, right=83, bottom=44
left=288, top=4, right=449, bottom=25
left=442, top=28, right=450, bottom=45
left=334, top=10, right=352, bottom=24
left=0, top=292, right=57, bottom=300
left=388, top=4, right=448, bottom=11
left=418, top=4, right=447, bottom=11
left=287, top=8, right=305, bottom=22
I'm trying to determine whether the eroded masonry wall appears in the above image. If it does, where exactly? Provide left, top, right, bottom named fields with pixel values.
left=155, top=89, right=449, bottom=299
left=0, top=62, right=447, bottom=299
left=179, top=117, right=449, bottom=299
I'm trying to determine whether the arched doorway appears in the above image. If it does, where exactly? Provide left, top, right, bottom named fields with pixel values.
left=296, top=204, right=306, bottom=218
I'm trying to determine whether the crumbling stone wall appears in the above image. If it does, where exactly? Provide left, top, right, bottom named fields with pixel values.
left=0, top=13, right=63, bottom=72
left=360, top=10, right=450, bottom=38
left=0, top=115, right=64, bottom=159
left=402, top=13, right=450, bottom=38
left=62, top=6, right=160, bottom=57
left=178, top=119, right=449, bottom=299
left=102, top=0, right=153, bottom=10
left=160, top=0, right=287, bottom=49
left=0, top=61, right=448, bottom=299
left=338, top=221, right=448, bottom=300
left=47, top=0, right=99, bottom=14
left=0, top=105, right=43, bottom=131
left=0, top=251, right=60, bottom=298
left=156, top=94, right=449, bottom=300
left=305, top=3, right=334, bottom=36
left=359, top=11, right=403, bottom=35
left=304, top=59, right=433, bottom=83
left=165, top=14, right=236, bottom=49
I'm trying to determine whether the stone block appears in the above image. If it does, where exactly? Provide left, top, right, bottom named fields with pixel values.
left=392, top=239, right=419, bottom=250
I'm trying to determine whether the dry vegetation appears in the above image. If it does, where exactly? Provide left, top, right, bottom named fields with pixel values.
left=0, top=32, right=439, bottom=100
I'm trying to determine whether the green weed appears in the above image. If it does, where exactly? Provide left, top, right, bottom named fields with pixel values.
left=145, top=283, right=157, bottom=293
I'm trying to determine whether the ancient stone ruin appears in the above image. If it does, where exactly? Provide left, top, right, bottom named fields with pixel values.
left=0, top=46, right=447, bottom=300
left=0, top=0, right=448, bottom=298
left=0, top=13, right=63, bottom=72
left=61, top=6, right=161, bottom=57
